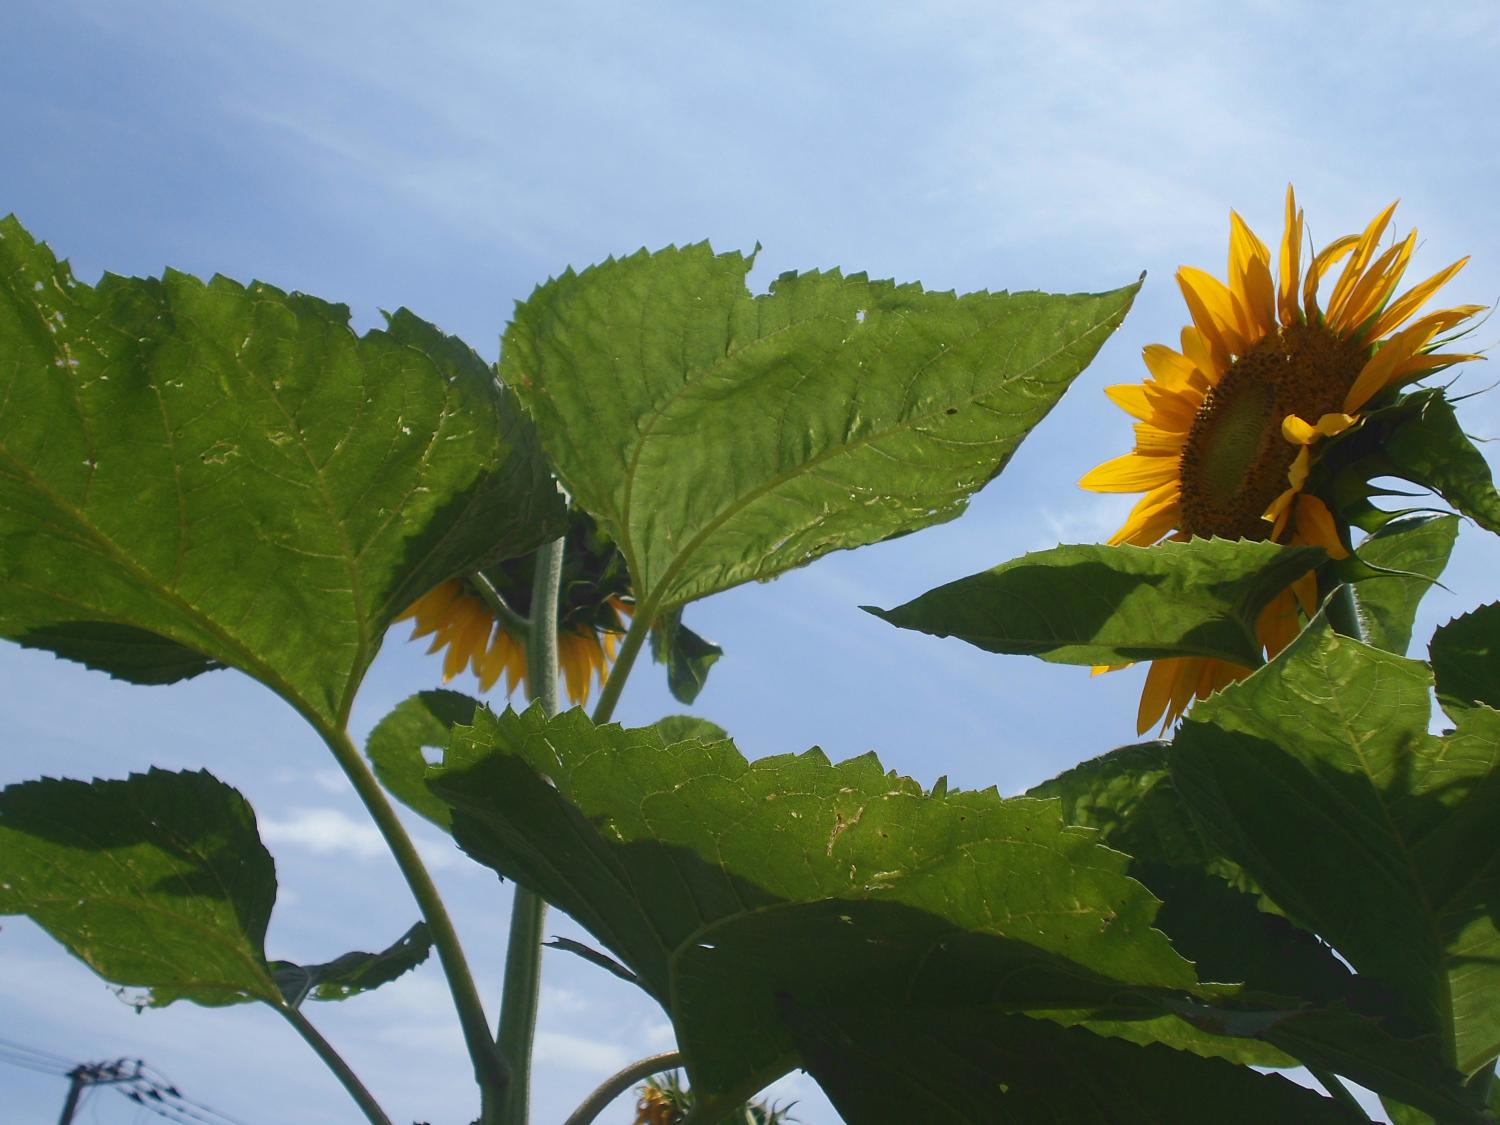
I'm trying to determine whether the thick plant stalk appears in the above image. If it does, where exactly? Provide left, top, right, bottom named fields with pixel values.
left=562, top=1052, right=683, bottom=1125
left=495, top=535, right=565, bottom=1125
left=316, top=721, right=509, bottom=1118
left=1326, top=582, right=1366, bottom=643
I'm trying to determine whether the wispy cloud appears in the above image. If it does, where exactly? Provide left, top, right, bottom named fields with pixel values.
left=260, top=807, right=458, bottom=870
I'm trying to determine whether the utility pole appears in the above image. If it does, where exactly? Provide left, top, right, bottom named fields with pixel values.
left=56, top=1058, right=142, bottom=1125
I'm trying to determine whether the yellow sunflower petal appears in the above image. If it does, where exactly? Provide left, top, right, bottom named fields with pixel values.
left=1142, top=344, right=1204, bottom=391
left=1342, top=305, right=1484, bottom=413
left=1104, top=383, right=1154, bottom=421
left=1179, top=326, right=1222, bottom=384
left=1228, top=210, right=1275, bottom=337
left=560, top=634, right=587, bottom=705
left=1369, top=257, right=1471, bottom=340
left=1177, top=266, right=1247, bottom=363
left=1292, top=570, right=1319, bottom=618
left=1332, top=231, right=1415, bottom=333
left=1303, top=234, right=1358, bottom=318
left=1278, top=185, right=1305, bottom=326
left=1264, top=485, right=1296, bottom=540
left=1293, top=494, right=1348, bottom=560
left=1137, top=658, right=1182, bottom=736
left=1257, top=589, right=1302, bottom=659
left=1079, top=452, right=1180, bottom=493
left=1325, top=200, right=1399, bottom=322
left=1132, top=422, right=1190, bottom=456
left=1108, top=481, right=1181, bottom=546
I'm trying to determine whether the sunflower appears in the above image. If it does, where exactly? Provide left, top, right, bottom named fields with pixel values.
left=395, top=512, right=635, bottom=707
left=1081, top=186, right=1483, bottom=735
left=395, top=578, right=631, bottom=706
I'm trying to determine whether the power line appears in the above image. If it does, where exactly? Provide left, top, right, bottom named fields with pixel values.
left=0, top=1046, right=71, bottom=1077
left=0, top=1039, right=254, bottom=1125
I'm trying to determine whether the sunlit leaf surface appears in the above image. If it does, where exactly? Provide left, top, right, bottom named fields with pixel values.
left=501, top=243, right=1138, bottom=612
left=425, top=706, right=1212, bottom=1104
left=0, top=216, right=565, bottom=724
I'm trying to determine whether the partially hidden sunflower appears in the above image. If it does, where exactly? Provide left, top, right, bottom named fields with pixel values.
left=1081, top=186, right=1483, bottom=735
left=395, top=514, right=634, bottom=707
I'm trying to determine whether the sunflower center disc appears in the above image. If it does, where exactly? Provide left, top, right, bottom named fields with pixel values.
left=1177, top=326, right=1364, bottom=541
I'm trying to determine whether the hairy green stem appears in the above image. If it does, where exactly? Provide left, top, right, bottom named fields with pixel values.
left=495, top=535, right=565, bottom=1125
left=1306, top=1066, right=1369, bottom=1119
left=1325, top=582, right=1365, bottom=642
left=562, top=1052, right=683, bottom=1125
left=471, top=570, right=532, bottom=640
left=316, top=721, right=508, bottom=1117
left=590, top=598, right=656, bottom=725
left=275, top=1002, right=395, bottom=1125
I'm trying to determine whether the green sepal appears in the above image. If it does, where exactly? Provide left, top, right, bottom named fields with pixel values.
left=650, top=608, right=724, bottom=704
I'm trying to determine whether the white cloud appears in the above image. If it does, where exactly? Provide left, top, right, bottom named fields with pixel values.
left=259, top=807, right=458, bottom=870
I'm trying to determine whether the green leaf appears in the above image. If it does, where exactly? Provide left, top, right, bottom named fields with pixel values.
left=426, top=706, right=1203, bottom=1103
left=16, top=622, right=222, bottom=684
left=1350, top=515, right=1459, bottom=654
left=867, top=539, right=1324, bottom=667
left=0, top=216, right=565, bottom=724
left=784, top=1005, right=1361, bottom=1124
left=1173, top=616, right=1500, bottom=1077
left=1431, top=604, right=1500, bottom=720
left=501, top=244, right=1138, bottom=614
left=0, top=768, right=279, bottom=1007
left=650, top=608, right=723, bottom=705
left=542, top=936, right=642, bottom=990
left=366, top=690, right=483, bottom=832
left=1029, top=745, right=1438, bottom=1083
left=1333, top=389, right=1500, bottom=536
left=270, top=922, right=431, bottom=1007
left=650, top=714, right=730, bottom=744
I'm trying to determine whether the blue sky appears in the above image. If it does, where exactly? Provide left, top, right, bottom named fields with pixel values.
left=5, top=2, right=1500, bottom=1122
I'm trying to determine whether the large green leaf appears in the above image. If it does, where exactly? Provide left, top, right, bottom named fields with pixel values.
left=1350, top=515, right=1459, bottom=654
left=1173, top=617, right=1500, bottom=1078
left=0, top=769, right=279, bottom=1007
left=425, top=706, right=1204, bottom=1106
left=500, top=244, right=1138, bottom=613
left=0, top=216, right=565, bottom=725
left=1431, top=603, right=1500, bottom=720
left=784, top=1005, right=1360, bottom=1124
left=271, top=922, right=431, bottom=1007
left=867, top=539, right=1324, bottom=667
left=1028, top=744, right=1465, bottom=1102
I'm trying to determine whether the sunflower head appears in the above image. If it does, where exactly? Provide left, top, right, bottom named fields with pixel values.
left=1081, top=187, right=1483, bottom=734
left=395, top=510, right=634, bottom=707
